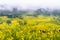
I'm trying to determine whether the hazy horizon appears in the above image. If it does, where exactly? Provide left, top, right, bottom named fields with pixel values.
left=0, top=0, right=60, bottom=10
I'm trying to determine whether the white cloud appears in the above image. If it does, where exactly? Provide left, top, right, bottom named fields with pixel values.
left=0, top=0, right=60, bottom=10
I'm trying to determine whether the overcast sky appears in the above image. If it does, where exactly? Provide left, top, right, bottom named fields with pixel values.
left=0, top=0, right=60, bottom=10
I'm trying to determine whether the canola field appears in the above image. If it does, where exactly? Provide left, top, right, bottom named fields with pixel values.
left=0, top=15, right=60, bottom=40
